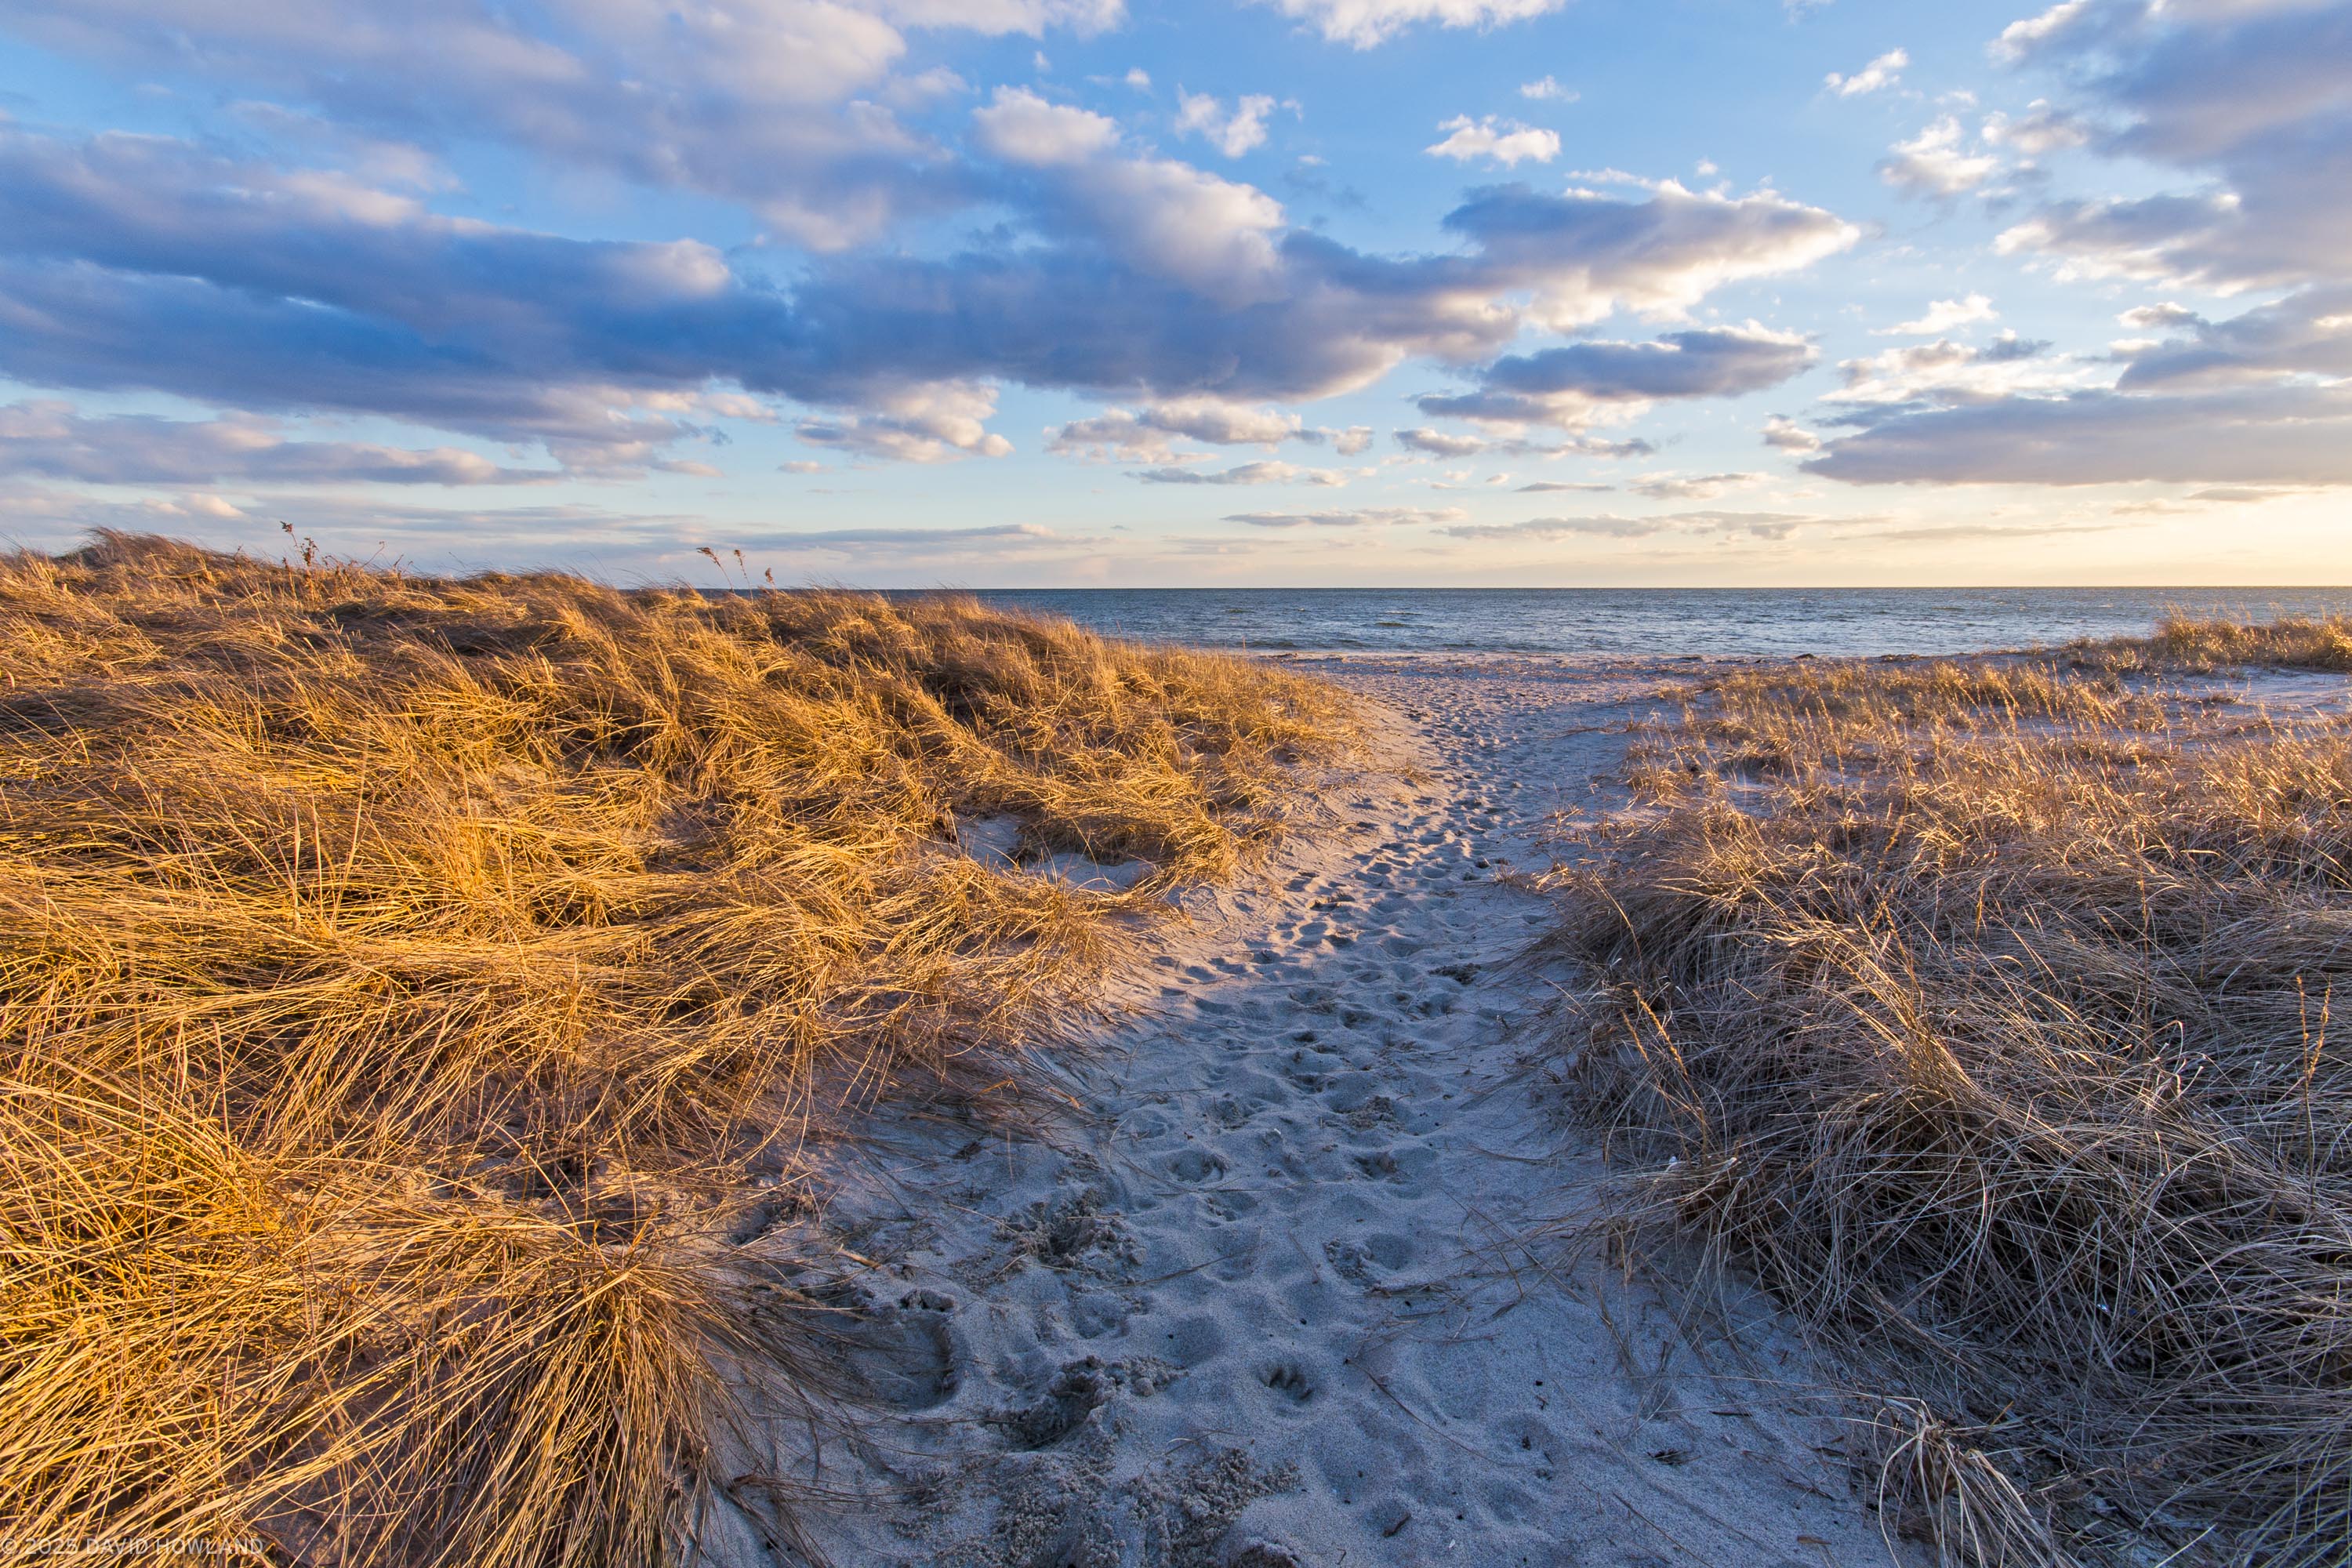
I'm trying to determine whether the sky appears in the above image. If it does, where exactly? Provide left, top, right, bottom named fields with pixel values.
left=0, top=0, right=2347, bottom=587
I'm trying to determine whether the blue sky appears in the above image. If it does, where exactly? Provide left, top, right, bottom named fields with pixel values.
left=0, top=0, right=2347, bottom=586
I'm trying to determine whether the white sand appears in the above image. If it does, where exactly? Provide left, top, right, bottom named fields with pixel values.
left=779, top=657, right=1918, bottom=1568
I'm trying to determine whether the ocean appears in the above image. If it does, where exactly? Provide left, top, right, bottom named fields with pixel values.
left=945, top=587, right=2352, bottom=660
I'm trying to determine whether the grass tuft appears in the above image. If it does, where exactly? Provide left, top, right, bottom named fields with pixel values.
left=0, top=531, right=1348, bottom=1564
left=1548, top=626, right=2352, bottom=1566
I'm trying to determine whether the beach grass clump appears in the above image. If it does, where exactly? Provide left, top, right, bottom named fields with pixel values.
left=0, top=531, right=1348, bottom=1565
left=1548, top=639, right=2352, bottom=1566
left=2076, top=612, right=2352, bottom=674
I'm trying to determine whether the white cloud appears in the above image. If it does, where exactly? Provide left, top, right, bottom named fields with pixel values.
left=973, top=85, right=1122, bottom=165
left=1990, top=0, right=2095, bottom=67
left=1828, top=333, right=2084, bottom=407
left=795, top=383, right=1015, bottom=463
left=1877, top=293, right=1998, bottom=336
left=1825, top=47, right=1907, bottom=97
left=1174, top=91, right=1278, bottom=158
left=1519, top=74, right=1577, bottom=102
left=1426, top=115, right=1561, bottom=166
left=1981, top=100, right=2086, bottom=157
left=1048, top=397, right=1306, bottom=460
left=1762, top=414, right=1822, bottom=452
left=1123, top=67, right=1152, bottom=89
left=1396, top=428, right=1489, bottom=457
left=1331, top=426, right=1375, bottom=456
left=1256, top=0, right=1568, bottom=49
left=1880, top=117, right=2001, bottom=196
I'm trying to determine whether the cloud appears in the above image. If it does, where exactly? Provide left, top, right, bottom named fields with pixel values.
left=1441, top=510, right=1822, bottom=542
left=755, top=522, right=1069, bottom=551
left=1175, top=91, right=1278, bottom=158
left=1628, top=470, right=1763, bottom=500
left=1396, top=427, right=1489, bottom=457
left=1805, top=383, right=2352, bottom=486
left=1417, top=325, right=1815, bottom=429
left=0, top=0, right=1121, bottom=252
left=0, top=122, right=1853, bottom=486
left=1426, top=116, right=1561, bottom=167
left=1762, top=414, right=1823, bottom=452
left=1981, top=99, right=2088, bottom=156
left=1516, top=480, right=1614, bottom=492
left=1443, top=181, right=1858, bottom=328
left=1049, top=397, right=1305, bottom=460
left=1827, top=333, right=2078, bottom=408
left=1225, top=505, right=1465, bottom=527
left=974, top=86, right=1123, bottom=165
left=1881, top=117, right=2002, bottom=196
left=1520, top=75, right=1577, bottom=103
left=2114, top=287, right=2352, bottom=390
left=1878, top=294, right=1998, bottom=336
left=1989, top=1, right=2352, bottom=292
left=795, top=383, right=1015, bottom=463
left=1826, top=47, right=1907, bottom=96
left=1254, top=0, right=1568, bottom=49
left=1130, top=460, right=1343, bottom=485
left=1331, top=426, right=1375, bottom=456
left=0, top=401, right=547, bottom=485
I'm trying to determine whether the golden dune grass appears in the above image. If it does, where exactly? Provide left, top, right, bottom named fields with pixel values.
left=1550, top=626, right=2352, bottom=1566
left=0, top=532, right=1349, bottom=1565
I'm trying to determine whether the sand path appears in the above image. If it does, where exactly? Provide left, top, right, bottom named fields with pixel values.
left=797, top=660, right=1907, bottom=1568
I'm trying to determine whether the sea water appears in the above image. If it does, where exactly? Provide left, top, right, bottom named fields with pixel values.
left=938, top=587, right=2352, bottom=660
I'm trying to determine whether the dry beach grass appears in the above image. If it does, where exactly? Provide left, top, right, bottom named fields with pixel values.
left=1548, top=620, right=2352, bottom=1566
left=0, top=532, right=1348, bottom=1566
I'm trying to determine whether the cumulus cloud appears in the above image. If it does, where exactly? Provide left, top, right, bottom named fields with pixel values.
left=1878, top=294, right=1998, bottom=336
left=1175, top=91, right=1278, bottom=158
left=1881, top=118, right=2002, bottom=196
left=1255, top=0, right=1568, bottom=49
left=1827, top=333, right=2078, bottom=408
left=1130, top=460, right=1343, bottom=485
left=1418, top=325, right=1815, bottom=429
left=0, top=0, right=1125, bottom=252
left=0, top=118, right=1853, bottom=484
left=1762, top=414, right=1823, bottom=452
left=975, top=86, right=1123, bottom=165
left=1520, top=75, right=1577, bottom=102
left=1331, top=425, right=1376, bottom=456
left=1826, top=47, right=1907, bottom=96
left=1426, top=116, right=1561, bottom=166
left=795, top=384, right=1015, bottom=463
left=1225, top=505, right=1465, bottom=527
left=1443, top=182, right=1858, bottom=329
left=1990, top=0, right=2352, bottom=292
left=1981, top=99, right=2088, bottom=156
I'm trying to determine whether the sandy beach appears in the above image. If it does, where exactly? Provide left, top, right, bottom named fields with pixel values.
left=793, top=656, right=1911, bottom=1568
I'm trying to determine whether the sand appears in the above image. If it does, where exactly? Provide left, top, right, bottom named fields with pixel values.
left=775, top=657, right=1921, bottom=1568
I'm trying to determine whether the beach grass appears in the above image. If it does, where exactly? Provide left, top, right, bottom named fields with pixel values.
left=1547, top=617, right=2352, bottom=1566
left=0, top=532, right=1350, bottom=1565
